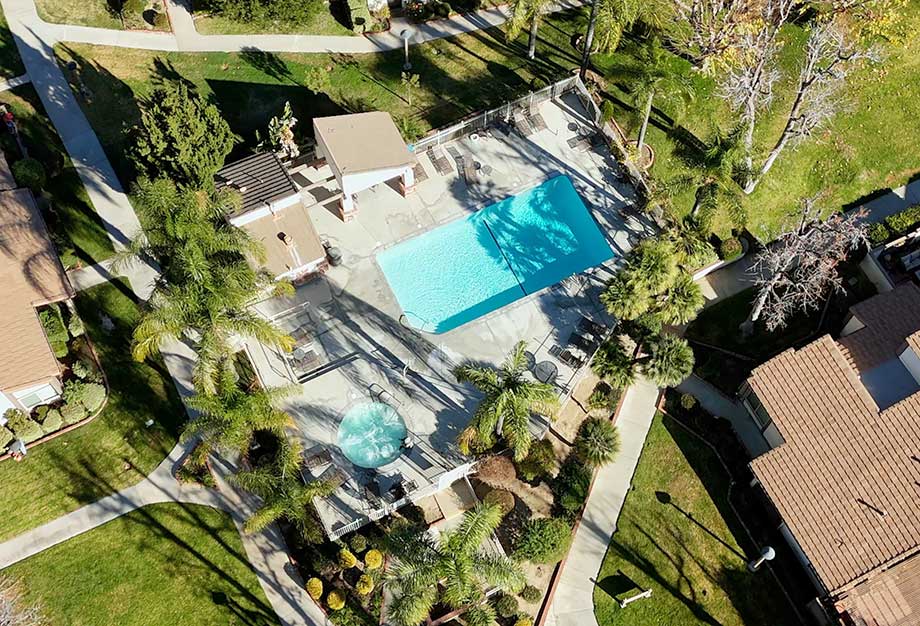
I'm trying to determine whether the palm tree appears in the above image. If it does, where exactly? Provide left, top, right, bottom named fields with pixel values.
left=611, top=37, right=693, bottom=156
left=183, top=367, right=297, bottom=459
left=640, top=334, right=694, bottom=386
left=384, top=502, right=525, bottom=626
left=574, top=416, right=620, bottom=466
left=132, top=272, right=294, bottom=394
left=230, top=435, right=334, bottom=542
left=454, top=341, right=559, bottom=461
left=580, top=0, right=670, bottom=78
left=507, top=0, right=552, bottom=59
left=666, top=124, right=748, bottom=233
left=591, top=338, right=636, bottom=389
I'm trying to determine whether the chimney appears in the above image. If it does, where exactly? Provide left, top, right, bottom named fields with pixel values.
left=278, top=231, right=293, bottom=246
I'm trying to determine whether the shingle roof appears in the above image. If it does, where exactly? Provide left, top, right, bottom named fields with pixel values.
left=749, top=285, right=920, bottom=596
left=0, top=189, right=73, bottom=391
left=215, top=152, right=298, bottom=216
left=313, top=112, right=414, bottom=175
left=838, top=283, right=920, bottom=371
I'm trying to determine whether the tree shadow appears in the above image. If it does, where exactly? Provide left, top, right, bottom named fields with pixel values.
left=240, top=47, right=295, bottom=84
left=595, top=569, right=640, bottom=600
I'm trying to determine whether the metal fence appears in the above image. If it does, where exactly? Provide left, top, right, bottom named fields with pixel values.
left=411, top=75, right=578, bottom=152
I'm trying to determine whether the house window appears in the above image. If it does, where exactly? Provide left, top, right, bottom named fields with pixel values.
left=13, top=383, right=59, bottom=410
left=743, top=391, right=773, bottom=430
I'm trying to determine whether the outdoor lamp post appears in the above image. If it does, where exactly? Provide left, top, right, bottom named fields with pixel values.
left=747, top=546, right=776, bottom=572
left=401, top=29, right=413, bottom=71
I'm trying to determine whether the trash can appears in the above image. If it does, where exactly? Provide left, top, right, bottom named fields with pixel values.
left=327, top=246, right=343, bottom=267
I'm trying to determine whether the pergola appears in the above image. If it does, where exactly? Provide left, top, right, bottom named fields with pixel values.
left=313, top=112, right=416, bottom=221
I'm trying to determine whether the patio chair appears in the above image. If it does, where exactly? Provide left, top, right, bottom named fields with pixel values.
left=412, top=161, right=429, bottom=185
left=578, top=315, right=607, bottom=340
left=427, top=145, right=453, bottom=176
left=558, top=349, right=585, bottom=369
left=317, top=464, right=349, bottom=490
left=525, top=110, right=548, bottom=132
left=513, top=112, right=535, bottom=137
left=446, top=145, right=466, bottom=173
left=304, top=447, right=333, bottom=470
left=463, top=160, right=480, bottom=186
left=568, top=331, right=597, bottom=354
left=363, top=483, right=383, bottom=508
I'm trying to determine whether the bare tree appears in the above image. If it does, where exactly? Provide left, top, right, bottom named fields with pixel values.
left=745, top=22, right=879, bottom=193
left=0, top=577, right=45, bottom=626
left=717, top=0, right=796, bottom=175
left=673, top=0, right=759, bottom=68
left=745, top=199, right=868, bottom=332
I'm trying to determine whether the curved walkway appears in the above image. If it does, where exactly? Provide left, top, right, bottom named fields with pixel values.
left=8, top=0, right=581, bottom=54
left=0, top=439, right=229, bottom=569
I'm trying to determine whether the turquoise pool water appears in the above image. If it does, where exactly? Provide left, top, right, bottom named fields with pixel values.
left=337, top=402, right=407, bottom=468
left=377, top=175, right=614, bottom=333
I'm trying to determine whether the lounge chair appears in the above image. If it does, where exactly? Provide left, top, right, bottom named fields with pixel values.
left=513, top=113, right=535, bottom=137
left=558, top=349, right=585, bottom=369
left=463, top=160, right=480, bottom=186
left=578, top=316, right=607, bottom=340
left=427, top=145, right=453, bottom=176
left=446, top=145, right=466, bottom=173
left=363, top=483, right=383, bottom=508
left=317, top=464, right=349, bottom=490
left=525, top=110, right=548, bottom=132
left=304, top=447, right=333, bottom=469
left=412, top=161, right=429, bottom=184
left=568, top=331, right=596, bottom=354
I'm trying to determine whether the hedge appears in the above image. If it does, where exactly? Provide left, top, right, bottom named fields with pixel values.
left=12, top=157, right=46, bottom=191
left=513, top=517, right=573, bottom=564
left=868, top=222, right=890, bottom=246
left=495, top=594, right=519, bottom=619
left=338, top=548, right=357, bottom=569
left=41, top=409, right=63, bottom=434
left=884, top=204, right=920, bottom=235
left=39, top=305, right=69, bottom=359
left=306, top=577, right=323, bottom=600
left=515, top=438, right=556, bottom=482
left=0, top=426, right=13, bottom=449
left=355, top=574, right=374, bottom=595
left=520, top=584, right=541, bottom=603
left=61, top=402, right=87, bottom=425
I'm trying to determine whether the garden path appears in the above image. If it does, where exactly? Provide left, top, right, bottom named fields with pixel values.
left=543, top=378, right=659, bottom=626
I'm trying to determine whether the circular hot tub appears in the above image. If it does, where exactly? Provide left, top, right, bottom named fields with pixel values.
left=337, top=402, right=408, bottom=468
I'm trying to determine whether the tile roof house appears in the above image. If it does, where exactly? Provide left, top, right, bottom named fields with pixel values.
left=739, top=284, right=920, bottom=626
left=0, top=177, right=75, bottom=415
left=215, top=152, right=328, bottom=283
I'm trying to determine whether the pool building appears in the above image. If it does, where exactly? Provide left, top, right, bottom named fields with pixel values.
left=239, top=80, right=656, bottom=539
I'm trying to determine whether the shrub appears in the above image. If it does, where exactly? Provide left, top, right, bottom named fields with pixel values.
left=347, top=0, right=372, bottom=31
left=153, top=8, right=169, bottom=29
left=338, top=548, right=357, bottom=570
left=81, top=383, right=106, bottom=413
left=3, top=409, right=29, bottom=432
left=867, top=222, right=890, bottom=246
left=72, top=359, right=100, bottom=381
left=514, top=517, right=572, bottom=564
left=432, top=1, right=451, bottom=17
left=0, top=426, right=13, bottom=449
left=574, top=417, right=620, bottom=467
left=40, top=409, right=63, bottom=434
left=39, top=305, right=69, bottom=358
left=531, top=77, right=547, bottom=90
left=476, top=455, right=517, bottom=487
left=405, top=0, right=430, bottom=20
left=587, top=381, right=621, bottom=413
left=719, top=237, right=743, bottom=261
left=885, top=204, right=920, bottom=234
left=326, top=590, right=345, bottom=611
left=12, top=157, right=46, bottom=190
left=520, top=584, right=541, bottom=603
left=306, top=577, right=323, bottom=600
left=484, top=489, right=515, bottom=516
left=515, top=438, right=556, bottom=482
left=552, top=454, right=593, bottom=515
left=62, top=379, right=86, bottom=405
left=355, top=574, right=374, bottom=595
left=60, top=402, right=87, bottom=425
left=494, top=594, right=519, bottom=619
left=515, top=618, right=534, bottom=626
left=680, top=393, right=697, bottom=410
left=67, top=313, right=85, bottom=338
left=364, top=549, right=383, bottom=570
left=349, top=534, right=367, bottom=554
left=10, top=417, right=42, bottom=443
left=600, top=100, right=615, bottom=124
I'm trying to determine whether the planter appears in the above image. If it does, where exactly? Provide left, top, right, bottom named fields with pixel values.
left=691, top=237, right=750, bottom=282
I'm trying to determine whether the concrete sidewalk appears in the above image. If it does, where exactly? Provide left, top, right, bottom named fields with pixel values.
left=544, top=378, right=660, bottom=626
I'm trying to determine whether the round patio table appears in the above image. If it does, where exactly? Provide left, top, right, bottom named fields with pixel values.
left=481, top=164, right=493, bottom=176
left=534, top=361, right=558, bottom=384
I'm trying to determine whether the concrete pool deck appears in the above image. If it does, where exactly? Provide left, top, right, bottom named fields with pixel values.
left=245, top=93, right=657, bottom=538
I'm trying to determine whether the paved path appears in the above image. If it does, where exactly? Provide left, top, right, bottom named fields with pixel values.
left=65, top=258, right=119, bottom=291
left=0, top=72, right=29, bottom=91
left=676, top=374, right=770, bottom=457
left=544, top=378, right=660, bottom=626
left=0, top=439, right=229, bottom=569
left=846, top=178, right=920, bottom=224
left=5, top=0, right=581, bottom=54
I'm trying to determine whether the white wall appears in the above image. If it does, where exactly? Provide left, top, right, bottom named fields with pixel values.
left=840, top=314, right=865, bottom=338
left=0, top=392, right=16, bottom=417
left=899, top=346, right=920, bottom=385
left=341, top=165, right=412, bottom=199
left=228, top=193, right=300, bottom=227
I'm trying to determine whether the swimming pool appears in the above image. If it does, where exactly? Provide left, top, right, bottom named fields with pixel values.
left=337, top=402, right=407, bottom=468
left=377, top=175, right=614, bottom=333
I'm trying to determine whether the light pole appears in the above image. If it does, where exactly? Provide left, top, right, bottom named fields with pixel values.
left=401, top=29, right=413, bottom=71
left=747, top=546, right=776, bottom=572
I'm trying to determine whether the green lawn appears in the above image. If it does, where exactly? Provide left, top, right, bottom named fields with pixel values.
left=35, top=0, right=123, bottom=29
left=53, top=10, right=582, bottom=185
left=0, top=6, right=24, bottom=78
left=0, top=281, right=185, bottom=541
left=593, top=413, right=799, bottom=626
left=192, top=0, right=354, bottom=36
left=3, top=503, right=277, bottom=626
left=0, top=85, right=115, bottom=267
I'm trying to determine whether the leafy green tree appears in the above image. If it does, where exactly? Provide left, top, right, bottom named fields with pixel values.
left=454, top=341, right=559, bottom=461
left=230, top=435, right=334, bottom=541
left=574, top=416, right=620, bottom=466
left=131, top=81, right=237, bottom=188
left=384, top=502, right=526, bottom=626
left=183, top=367, right=296, bottom=459
left=609, top=37, right=693, bottom=155
left=507, top=0, right=552, bottom=59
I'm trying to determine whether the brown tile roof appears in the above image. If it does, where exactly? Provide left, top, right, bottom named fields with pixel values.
left=838, top=283, right=920, bottom=371
left=836, top=553, right=920, bottom=626
left=313, top=112, right=414, bottom=175
left=749, top=288, right=920, bottom=596
left=0, top=189, right=73, bottom=391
